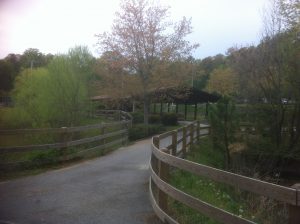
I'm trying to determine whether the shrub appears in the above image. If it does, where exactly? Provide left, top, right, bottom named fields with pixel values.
left=161, top=113, right=178, bottom=126
left=130, top=112, right=144, bottom=124
left=208, top=96, right=238, bottom=169
left=10, top=46, right=94, bottom=128
left=129, top=124, right=164, bottom=141
left=176, top=113, right=185, bottom=121
left=149, top=114, right=161, bottom=124
left=29, top=149, right=61, bottom=167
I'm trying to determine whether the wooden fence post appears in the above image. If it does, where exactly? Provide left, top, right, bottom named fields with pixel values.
left=152, top=136, right=160, bottom=174
left=194, top=103, right=198, bottom=120
left=171, top=131, right=177, bottom=156
left=60, top=127, right=68, bottom=159
left=182, top=127, right=187, bottom=158
left=153, top=136, right=168, bottom=211
left=190, top=123, right=194, bottom=146
left=158, top=148, right=169, bottom=212
left=124, top=122, right=129, bottom=145
left=153, top=136, right=159, bottom=148
left=101, top=126, right=106, bottom=146
left=289, top=184, right=300, bottom=224
left=197, top=120, right=200, bottom=142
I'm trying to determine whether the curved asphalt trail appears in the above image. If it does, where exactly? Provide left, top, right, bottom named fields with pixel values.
left=0, top=139, right=162, bottom=224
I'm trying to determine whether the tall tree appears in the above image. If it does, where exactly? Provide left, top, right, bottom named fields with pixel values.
left=20, top=48, right=47, bottom=69
left=0, top=54, right=21, bottom=94
left=11, top=46, right=94, bottom=128
left=96, top=0, right=198, bottom=124
left=0, top=60, right=14, bottom=93
left=206, top=67, right=238, bottom=97
left=228, top=0, right=300, bottom=158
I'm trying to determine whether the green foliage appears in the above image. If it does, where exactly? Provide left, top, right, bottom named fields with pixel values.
left=6, top=46, right=95, bottom=128
left=130, top=112, right=144, bottom=124
left=148, top=114, right=161, bottom=124
left=29, top=149, right=61, bottom=167
left=12, top=68, right=50, bottom=127
left=208, top=97, right=238, bottom=169
left=0, top=60, right=14, bottom=92
left=45, top=54, right=89, bottom=126
left=20, top=48, right=50, bottom=69
left=236, top=103, right=300, bottom=174
left=128, top=124, right=164, bottom=141
left=188, top=138, right=225, bottom=169
left=170, top=137, right=288, bottom=224
left=170, top=137, right=245, bottom=224
left=161, top=113, right=178, bottom=126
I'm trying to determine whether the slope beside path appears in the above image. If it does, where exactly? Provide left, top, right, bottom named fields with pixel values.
left=0, top=139, right=162, bottom=224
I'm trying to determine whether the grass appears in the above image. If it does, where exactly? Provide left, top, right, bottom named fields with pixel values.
left=168, top=137, right=288, bottom=224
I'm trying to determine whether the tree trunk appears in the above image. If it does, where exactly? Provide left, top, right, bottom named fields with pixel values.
left=224, top=102, right=230, bottom=169
left=143, top=93, right=150, bottom=125
left=224, top=132, right=230, bottom=170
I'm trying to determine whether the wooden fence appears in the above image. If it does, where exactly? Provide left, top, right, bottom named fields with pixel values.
left=150, top=121, right=300, bottom=224
left=0, top=110, right=132, bottom=171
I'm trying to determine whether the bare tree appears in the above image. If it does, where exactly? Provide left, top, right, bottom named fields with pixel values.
left=96, top=0, right=198, bottom=124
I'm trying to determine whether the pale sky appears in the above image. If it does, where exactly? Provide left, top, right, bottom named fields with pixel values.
left=0, top=0, right=267, bottom=59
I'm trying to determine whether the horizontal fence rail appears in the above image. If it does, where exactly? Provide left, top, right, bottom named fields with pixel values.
left=149, top=121, right=300, bottom=224
left=0, top=110, right=132, bottom=171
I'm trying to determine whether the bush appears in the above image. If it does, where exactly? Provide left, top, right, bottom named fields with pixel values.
left=161, top=113, right=178, bottom=126
left=29, top=149, right=61, bottom=167
left=208, top=96, right=238, bottom=169
left=176, top=113, right=185, bottom=121
left=149, top=114, right=161, bottom=124
left=10, top=46, right=94, bottom=128
left=130, top=112, right=144, bottom=124
left=129, top=124, right=165, bottom=141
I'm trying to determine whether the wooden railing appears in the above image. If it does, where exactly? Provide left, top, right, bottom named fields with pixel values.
left=0, top=110, right=132, bottom=171
left=149, top=121, right=300, bottom=224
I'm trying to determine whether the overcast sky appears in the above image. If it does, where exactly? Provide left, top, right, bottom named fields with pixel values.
left=0, top=0, right=267, bottom=59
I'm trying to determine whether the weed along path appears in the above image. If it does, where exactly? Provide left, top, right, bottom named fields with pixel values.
left=0, top=139, right=162, bottom=224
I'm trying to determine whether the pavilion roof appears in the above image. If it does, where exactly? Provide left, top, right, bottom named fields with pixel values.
left=150, top=86, right=220, bottom=104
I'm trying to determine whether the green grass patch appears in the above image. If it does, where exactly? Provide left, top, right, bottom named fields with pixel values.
left=169, top=137, right=288, bottom=224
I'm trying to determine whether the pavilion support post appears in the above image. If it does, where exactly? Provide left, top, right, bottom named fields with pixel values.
left=182, top=127, right=187, bottom=158
left=167, top=103, right=170, bottom=113
left=171, top=131, right=177, bottom=156
left=197, top=120, right=200, bottom=142
left=194, top=103, right=198, bottom=120
left=190, top=123, right=194, bottom=146
left=205, top=102, right=209, bottom=117
left=184, top=103, right=187, bottom=120
left=175, top=103, right=178, bottom=114
left=160, top=102, right=163, bottom=115
left=132, top=101, right=136, bottom=112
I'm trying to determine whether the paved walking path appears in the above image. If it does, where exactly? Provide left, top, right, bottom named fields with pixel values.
left=0, top=139, right=161, bottom=224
